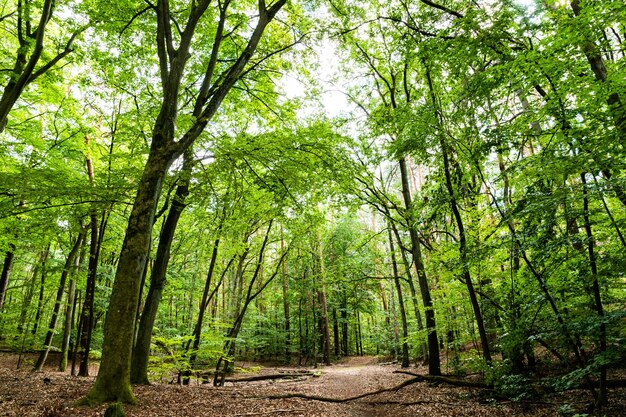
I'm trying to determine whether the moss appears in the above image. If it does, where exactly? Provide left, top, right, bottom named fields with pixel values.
left=76, top=378, right=137, bottom=406
left=104, top=403, right=126, bottom=417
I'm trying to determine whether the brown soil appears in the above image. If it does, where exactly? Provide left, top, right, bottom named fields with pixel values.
left=0, top=353, right=623, bottom=416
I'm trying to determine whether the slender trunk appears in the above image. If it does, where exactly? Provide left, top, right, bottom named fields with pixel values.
left=341, top=294, right=348, bottom=356
left=31, top=244, right=51, bottom=336
left=131, top=149, right=193, bottom=384
left=18, top=250, right=45, bottom=334
left=317, top=233, right=331, bottom=365
left=60, top=243, right=86, bottom=372
left=332, top=308, right=339, bottom=358
left=71, top=293, right=83, bottom=376
left=580, top=173, right=607, bottom=406
left=0, top=244, right=16, bottom=312
left=388, top=225, right=409, bottom=367
left=440, top=140, right=491, bottom=363
left=182, top=238, right=222, bottom=385
left=398, top=156, right=440, bottom=375
left=281, top=234, right=291, bottom=363
left=78, top=212, right=100, bottom=377
left=391, top=222, right=427, bottom=361
left=35, top=232, right=84, bottom=371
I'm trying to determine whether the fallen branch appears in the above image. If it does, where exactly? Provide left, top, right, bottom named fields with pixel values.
left=225, top=372, right=316, bottom=383
left=393, top=371, right=491, bottom=389
left=232, top=409, right=305, bottom=416
left=368, top=400, right=463, bottom=406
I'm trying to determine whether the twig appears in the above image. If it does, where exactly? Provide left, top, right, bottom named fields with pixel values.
left=232, top=410, right=305, bottom=416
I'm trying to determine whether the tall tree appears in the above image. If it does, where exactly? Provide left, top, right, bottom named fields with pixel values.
left=83, top=0, right=288, bottom=403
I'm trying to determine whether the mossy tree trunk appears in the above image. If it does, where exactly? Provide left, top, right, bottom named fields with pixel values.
left=130, top=148, right=193, bottom=385
left=84, top=153, right=172, bottom=403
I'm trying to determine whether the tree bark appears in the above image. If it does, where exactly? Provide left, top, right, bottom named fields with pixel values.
left=130, top=148, right=193, bottom=384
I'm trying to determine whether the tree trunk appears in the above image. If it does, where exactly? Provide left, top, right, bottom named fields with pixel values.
left=341, top=293, right=348, bottom=356
left=84, top=153, right=171, bottom=403
left=581, top=173, right=607, bottom=407
left=317, top=233, right=331, bottom=365
left=281, top=234, right=291, bottom=363
left=78, top=212, right=100, bottom=377
left=388, top=224, right=410, bottom=367
left=398, top=156, right=440, bottom=375
left=60, top=242, right=86, bottom=372
left=0, top=244, right=16, bottom=312
left=130, top=148, right=193, bottom=385
left=440, top=141, right=491, bottom=364
left=181, top=237, right=223, bottom=385
left=18, top=249, right=46, bottom=335
left=35, top=232, right=85, bottom=371
left=391, top=222, right=427, bottom=362
left=31, top=244, right=51, bottom=336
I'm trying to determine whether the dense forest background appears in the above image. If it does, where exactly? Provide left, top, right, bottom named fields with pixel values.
left=0, top=0, right=624, bottom=411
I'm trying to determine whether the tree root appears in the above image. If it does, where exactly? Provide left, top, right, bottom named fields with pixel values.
left=393, top=371, right=492, bottom=389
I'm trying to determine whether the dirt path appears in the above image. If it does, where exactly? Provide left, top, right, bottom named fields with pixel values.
left=0, top=353, right=617, bottom=416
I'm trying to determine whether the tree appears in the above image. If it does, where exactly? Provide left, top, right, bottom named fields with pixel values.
left=83, top=0, right=289, bottom=403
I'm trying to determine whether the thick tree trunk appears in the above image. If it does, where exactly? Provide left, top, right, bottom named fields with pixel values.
left=130, top=149, right=193, bottom=384
left=84, top=153, right=171, bottom=403
left=398, top=156, right=440, bottom=375
left=35, top=232, right=85, bottom=371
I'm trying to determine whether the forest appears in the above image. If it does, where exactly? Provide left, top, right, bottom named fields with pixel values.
left=0, top=0, right=625, bottom=415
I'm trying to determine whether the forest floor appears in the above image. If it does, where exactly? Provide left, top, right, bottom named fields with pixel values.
left=1, top=353, right=625, bottom=416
